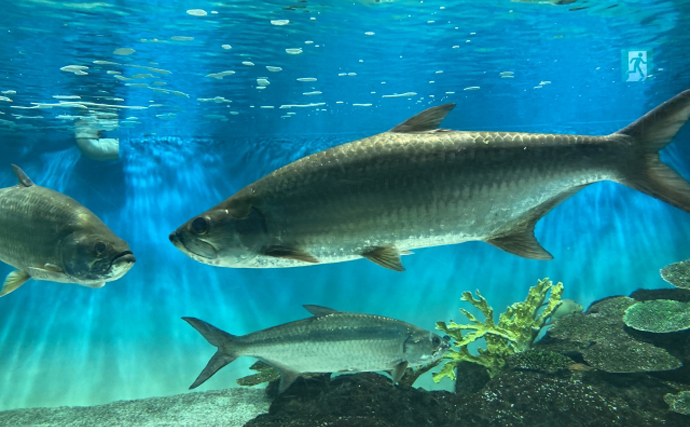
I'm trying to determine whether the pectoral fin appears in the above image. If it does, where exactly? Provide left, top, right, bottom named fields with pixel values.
left=27, top=266, right=68, bottom=281
left=43, top=263, right=63, bottom=273
left=362, top=246, right=405, bottom=271
left=262, top=245, right=319, bottom=264
left=1, top=270, right=31, bottom=297
left=390, top=361, right=408, bottom=383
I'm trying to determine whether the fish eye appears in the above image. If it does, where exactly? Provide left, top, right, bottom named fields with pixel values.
left=94, top=241, right=107, bottom=256
left=191, top=217, right=209, bottom=235
left=432, top=336, right=442, bottom=347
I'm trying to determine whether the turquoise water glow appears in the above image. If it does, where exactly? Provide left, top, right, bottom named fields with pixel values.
left=0, top=0, right=689, bottom=411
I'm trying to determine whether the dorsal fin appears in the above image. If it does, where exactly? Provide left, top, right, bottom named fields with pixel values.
left=11, top=164, right=34, bottom=187
left=389, top=104, right=455, bottom=133
left=303, top=305, right=339, bottom=317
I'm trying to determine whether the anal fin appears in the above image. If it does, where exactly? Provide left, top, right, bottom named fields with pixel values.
left=390, top=361, right=408, bottom=383
left=262, top=245, right=319, bottom=264
left=1, top=270, right=31, bottom=297
left=362, top=246, right=406, bottom=271
left=278, top=367, right=301, bottom=393
left=487, top=185, right=586, bottom=260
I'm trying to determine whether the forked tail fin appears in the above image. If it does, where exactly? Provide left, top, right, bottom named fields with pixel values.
left=182, top=317, right=238, bottom=389
left=614, top=90, right=690, bottom=212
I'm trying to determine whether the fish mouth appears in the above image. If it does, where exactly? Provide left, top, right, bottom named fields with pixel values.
left=110, top=251, right=136, bottom=271
left=169, top=231, right=218, bottom=259
left=93, top=251, right=135, bottom=280
left=112, top=251, right=136, bottom=265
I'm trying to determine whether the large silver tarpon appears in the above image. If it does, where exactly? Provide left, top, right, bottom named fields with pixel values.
left=183, top=305, right=449, bottom=392
left=170, top=90, right=690, bottom=271
left=0, top=165, right=135, bottom=297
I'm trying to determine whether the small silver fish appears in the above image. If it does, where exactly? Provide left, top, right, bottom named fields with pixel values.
left=551, top=299, right=584, bottom=322
left=183, top=305, right=449, bottom=392
left=170, top=90, right=690, bottom=271
left=0, top=165, right=135, bottom=297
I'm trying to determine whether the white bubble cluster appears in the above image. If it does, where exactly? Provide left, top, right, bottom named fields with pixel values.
left=187, top=9, right=207, bottom=16
left=60, top=65, right=89, bottom=75
left=113, top=48, right=135, bottom=55
left=205, top=70, right=235, bottom=79
left=382, top=92, right=417, bottom=98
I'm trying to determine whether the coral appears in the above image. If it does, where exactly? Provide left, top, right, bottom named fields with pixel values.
left=661, top=260, right=690, bottom=290
left=623, top=300, right=690, bottom=333
left=237, top=361, right=281, bottom=387
left=664, top=390, right=690, bottom=416
left=505, top=350, right=573, bottom=374
left=583, top=338, right=682, bottom=373
left=540, top=296, right=683, bottom=373
left=434, top=278, right=563, bottom=381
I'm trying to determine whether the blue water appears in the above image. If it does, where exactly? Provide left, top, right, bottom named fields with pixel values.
left=0, top=0, right=689, bottom=412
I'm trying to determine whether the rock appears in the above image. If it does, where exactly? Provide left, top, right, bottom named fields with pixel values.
left=455, top=361, right=490, bottom=394
left=245, top=370, right=688, bottom=427
left=0, top=388, right=269, bottom=427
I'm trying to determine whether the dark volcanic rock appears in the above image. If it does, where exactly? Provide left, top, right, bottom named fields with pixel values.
left=244, top=370, right=687, bottom=427
left=246, top=373, right=454, bottom=427
left=454, top=361, right=490, bottom=394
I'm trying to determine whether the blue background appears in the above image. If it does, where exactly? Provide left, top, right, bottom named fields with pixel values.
left=0, top=0, right=689, bottom=410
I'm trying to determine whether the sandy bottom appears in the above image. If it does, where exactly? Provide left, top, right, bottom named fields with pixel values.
left=0, top=388, right=269, bottom=427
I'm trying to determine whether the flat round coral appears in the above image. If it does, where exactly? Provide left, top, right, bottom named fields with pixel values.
left=623, top=299, right=690, bottom=333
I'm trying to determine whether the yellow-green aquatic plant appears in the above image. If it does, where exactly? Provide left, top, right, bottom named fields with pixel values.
left=434, top=278, right=564, bottom=381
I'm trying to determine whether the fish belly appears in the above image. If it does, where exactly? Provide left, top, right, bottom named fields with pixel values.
left=247, top=131, right=620, bottom=266
left=238, top=313, right=411, bottom=374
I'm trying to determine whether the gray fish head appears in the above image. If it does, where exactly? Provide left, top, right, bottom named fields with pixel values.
left=403, top=329, right=450, bottom=367
left=61, top=230, right=135, bottom=282
left=169, top=205, right=268, bottom=267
